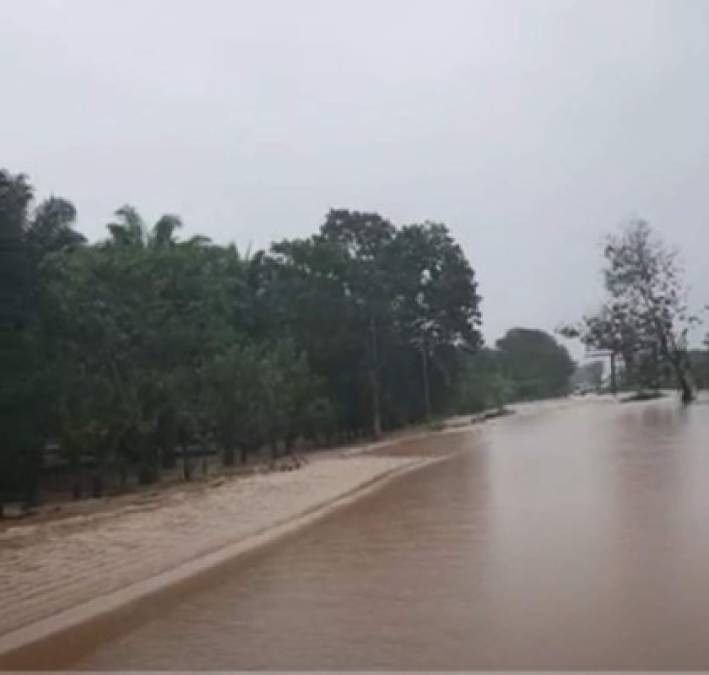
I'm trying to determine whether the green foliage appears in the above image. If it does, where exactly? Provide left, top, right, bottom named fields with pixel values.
left=455, top=348, right=513, bottom=412
left=689, top=349, right=709, bottom=390
left=1, top=175, right=484, bottom=507
left=266, top=210, right=482, bottom=436
left=0, top=170, right=42, bottom=509
left=565, top=220, right=697, bottom=401
left=454, top=330, right=573, bottom=412
left=495, top=328, right=575, bottom=400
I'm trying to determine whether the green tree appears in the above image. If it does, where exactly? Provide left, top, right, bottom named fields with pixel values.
left=496, top=328, right=574, bottom=400
left=0, top=170, right=40, bottom=512
left=266, top=210, right=482, bottom=437
left=455, top=347, right=512, bottom=412
left=603, top=220, right=697, bottom=403
left=386, top=222, right=482, bottom=418
left=567, top=221, right=698, bottom=402
left=26, top=197, right=85, bottom=262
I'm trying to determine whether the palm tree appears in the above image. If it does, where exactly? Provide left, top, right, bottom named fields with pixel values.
left=107, top=206, right=208, bottom=249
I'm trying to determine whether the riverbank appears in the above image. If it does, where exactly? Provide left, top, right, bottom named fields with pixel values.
left=0, top=424, right=467, bottom=661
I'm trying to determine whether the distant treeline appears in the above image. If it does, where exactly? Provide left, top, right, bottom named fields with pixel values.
left=456, top=328, right=575, bottom=411
left=1, top=168, right=574, bottom=512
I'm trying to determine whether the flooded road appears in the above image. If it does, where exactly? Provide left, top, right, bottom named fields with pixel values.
left=15, top=397, right=709, bottom=669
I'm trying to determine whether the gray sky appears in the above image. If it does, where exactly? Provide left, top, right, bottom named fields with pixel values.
left=2, top=0, right=708, bottom=354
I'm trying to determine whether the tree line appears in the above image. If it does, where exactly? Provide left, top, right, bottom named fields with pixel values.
left=8, top=167, right=676, bottom=514
left=2, top=168, right=495, bottom=511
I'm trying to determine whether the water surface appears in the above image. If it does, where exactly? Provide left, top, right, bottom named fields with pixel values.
left=17, top=397, right=709, bottom=669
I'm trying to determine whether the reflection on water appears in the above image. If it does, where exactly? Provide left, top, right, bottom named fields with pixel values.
left=15, top=397, right=709, bottom=668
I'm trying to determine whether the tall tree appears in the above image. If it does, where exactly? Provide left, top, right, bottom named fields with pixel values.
left=0, top=171, right=39, bottom=511
left=386, top=222, right=482, bottom=417
left=603, top=220, right=697, bottom=403
left=563, top=221, right=698, bottom=401
left=26, top=197, right=85, bottom=261
left=319, top=210, right=396, bottom=437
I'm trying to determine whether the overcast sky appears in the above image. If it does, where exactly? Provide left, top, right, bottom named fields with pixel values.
left=2, top=0, right=708, bottom=354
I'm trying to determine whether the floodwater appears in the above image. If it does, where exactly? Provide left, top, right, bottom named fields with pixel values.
left=12, top=396, right=709, bottom=669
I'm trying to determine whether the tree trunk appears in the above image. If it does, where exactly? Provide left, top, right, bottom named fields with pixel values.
left=676, top=362, right=695, bottom=404
left=161, top=447, right=177, bottom=470
left=223, top=444, right=236, bottom=467
left=680, top=378, right=694, bottom=404
left=421, top=342, right=432, bottom=420
left=659, top=335, right=695, bottom=404
left=138, top=446, right=159, bottom=485
left=92, top=473, right=104, bottom=499
left=23, top=450, right=40, bottom=510
left=71, top=452, right=82, bottom=500
left=678, top=349, right=696, bottom=404
left=369, top=367, right=382, bottom=439
left=138, top=464, right=158, bottom=485
left=610, top=352, right=617, bottom=396
left=368, top=313, right=382, bottom=439
left=182, top=444, right=192, bottom=481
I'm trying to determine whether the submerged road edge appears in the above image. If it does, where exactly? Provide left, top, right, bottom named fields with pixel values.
left=0, top=452, right=447, bottom=661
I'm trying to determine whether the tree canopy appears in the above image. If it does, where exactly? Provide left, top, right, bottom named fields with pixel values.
left=0, top=172, right=484, bottom=511
left=495, top=328, right=575, bottom=400
left=564, top=220, right=697, bottom=401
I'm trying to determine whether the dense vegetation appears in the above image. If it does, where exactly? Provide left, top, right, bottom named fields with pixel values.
left=9, top=169, right=677, bottom=514
left=2, top=169, right=492, bottom=510
left=454, top=330, right=575, bottom=412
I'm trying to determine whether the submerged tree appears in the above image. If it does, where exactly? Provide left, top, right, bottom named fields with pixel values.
left=604, top=221, right=698, bottom=402
left=565, top=220, right=698, bottom=402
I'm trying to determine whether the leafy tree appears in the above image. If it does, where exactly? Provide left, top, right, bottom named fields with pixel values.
left=560, top=303, right=641, bottom=393
left=318, top=210, right=396, bottom=437
left=455, top=347, right=513, bottom=412
left=385, top=222, right=482, bottom=418
left=604, top=220, right=697, bottom=402
left=26, top=197, right=85, bottom=262
left=0, top=171, right=41, bottom=511
left=567, top=220, right=697, bottom=402
left=496, top=328, right=574, bottom=400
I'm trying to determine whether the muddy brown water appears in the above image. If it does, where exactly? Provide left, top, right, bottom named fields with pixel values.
left=6, top=396, right=709, bottom=669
